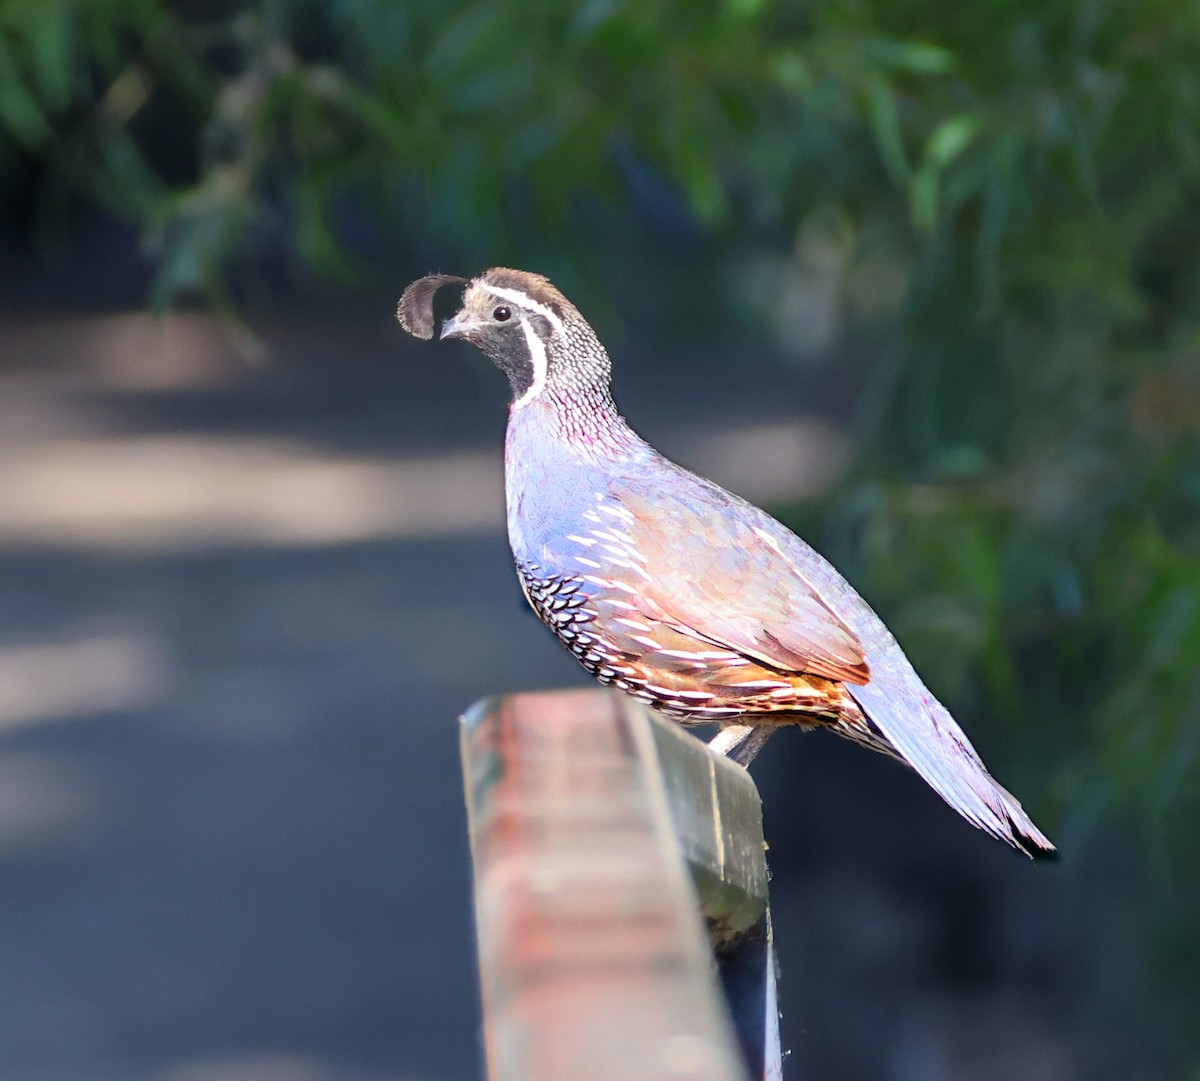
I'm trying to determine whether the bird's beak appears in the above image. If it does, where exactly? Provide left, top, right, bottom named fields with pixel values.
left=439, top=312, right=473, bottom=341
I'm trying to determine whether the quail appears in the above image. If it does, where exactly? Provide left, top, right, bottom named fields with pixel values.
left=397, top=268, right=1054, bottom=856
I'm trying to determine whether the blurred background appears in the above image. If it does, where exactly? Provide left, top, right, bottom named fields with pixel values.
left=1, top=0, right=1198, bottom=1078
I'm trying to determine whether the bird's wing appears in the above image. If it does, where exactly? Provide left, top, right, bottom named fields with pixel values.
left=558, top=469, right=1054, bottom=855
left=611, top=485, right=870, bottom=685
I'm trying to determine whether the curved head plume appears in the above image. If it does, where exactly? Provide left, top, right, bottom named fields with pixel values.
left=396, top=274, right=469, bottom=340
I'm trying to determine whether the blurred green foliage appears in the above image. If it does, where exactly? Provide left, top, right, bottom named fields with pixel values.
left=3, top=0, right=1199, bottom=1065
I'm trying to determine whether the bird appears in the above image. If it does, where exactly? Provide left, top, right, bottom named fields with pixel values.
left=396, top=267, right=1054, bottom=856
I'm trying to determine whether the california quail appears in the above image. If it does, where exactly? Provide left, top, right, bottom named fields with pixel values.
left=397, top=268, right=1055, bottom=856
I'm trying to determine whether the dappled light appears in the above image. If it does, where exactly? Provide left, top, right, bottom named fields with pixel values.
left=0, top=633, right=171, bottom=731
left=0, top=423, right=848, bottom=552
left=0, top=437, right=505, bottom=550
left=0, top=313, right=246, bottom=390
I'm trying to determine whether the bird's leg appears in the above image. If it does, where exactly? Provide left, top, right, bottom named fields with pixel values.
left=707, top=724, right=774, bottom=767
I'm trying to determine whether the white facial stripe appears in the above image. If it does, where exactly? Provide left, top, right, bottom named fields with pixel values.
left=484, top=284, right=567, bottom=338
left=512, top=314, right=548, bottom=408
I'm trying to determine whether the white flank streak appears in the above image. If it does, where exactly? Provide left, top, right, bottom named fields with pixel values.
left=512, top=316, right=549, bottom=409
left=752, top=526, right=785, bottom=555
left=613, top=617, right=651, bottom=632
left=753, top=525, right=846, bottom=626
left=565, top=533, right=597, bottom=546
left=573, top=555, right=601, bottom=569
left=582, top=574, right=614, bottom=588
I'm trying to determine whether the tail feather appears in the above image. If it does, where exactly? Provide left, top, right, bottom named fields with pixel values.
left=846, top=679, right=1055, bottom=858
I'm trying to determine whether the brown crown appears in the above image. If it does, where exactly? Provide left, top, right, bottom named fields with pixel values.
left=480, top=267, right=574, bottom=321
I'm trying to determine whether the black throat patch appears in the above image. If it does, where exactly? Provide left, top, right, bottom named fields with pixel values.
left=481, top=320, right=539, bottom=400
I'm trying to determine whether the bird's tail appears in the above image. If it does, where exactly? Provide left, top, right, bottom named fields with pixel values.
left=843, top=680, right=1055, bottom=858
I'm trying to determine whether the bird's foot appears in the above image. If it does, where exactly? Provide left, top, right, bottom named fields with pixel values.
left=707, top=724, right=774, bottom=767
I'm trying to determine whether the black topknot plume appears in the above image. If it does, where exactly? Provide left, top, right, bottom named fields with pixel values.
left=396, top=274, right=468, bottom=339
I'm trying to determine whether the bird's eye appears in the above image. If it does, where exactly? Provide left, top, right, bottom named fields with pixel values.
left=493, top=306, right=512, bottom=322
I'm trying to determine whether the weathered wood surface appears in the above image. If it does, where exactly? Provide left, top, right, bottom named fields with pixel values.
left=461, top=688, right=781, bottom=1081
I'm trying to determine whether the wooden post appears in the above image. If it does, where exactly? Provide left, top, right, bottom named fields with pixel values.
left=461, top=688, right=781, bottom=1081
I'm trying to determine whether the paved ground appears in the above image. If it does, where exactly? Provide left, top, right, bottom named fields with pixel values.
left=0, top=309, right=1144, bottom=1080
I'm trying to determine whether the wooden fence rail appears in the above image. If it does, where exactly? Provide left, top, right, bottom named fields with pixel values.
left=461, top=688, right=782, bottom=1081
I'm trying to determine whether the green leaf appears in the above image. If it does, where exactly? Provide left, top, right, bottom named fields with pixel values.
left=910, top=161, right=938, bottom=234
left=926, top=113, right=979, bottom=168
left=722, top=0, right=767, bottom=22
left=0, top=41, right=52, bottom=149
left=863, top=36, right=956, bottom=76
left=910, top=114, right=980, bottom=233
left=769, top=48, right=811, bottom=93
left=865, top=76, right=910, bottom=186
left=424, top=0, right=502, bottom=76
left=28, top=4, right=74, bottom=113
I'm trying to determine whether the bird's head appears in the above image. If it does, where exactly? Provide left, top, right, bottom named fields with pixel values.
left=397, top=267, right=611, bottom=408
